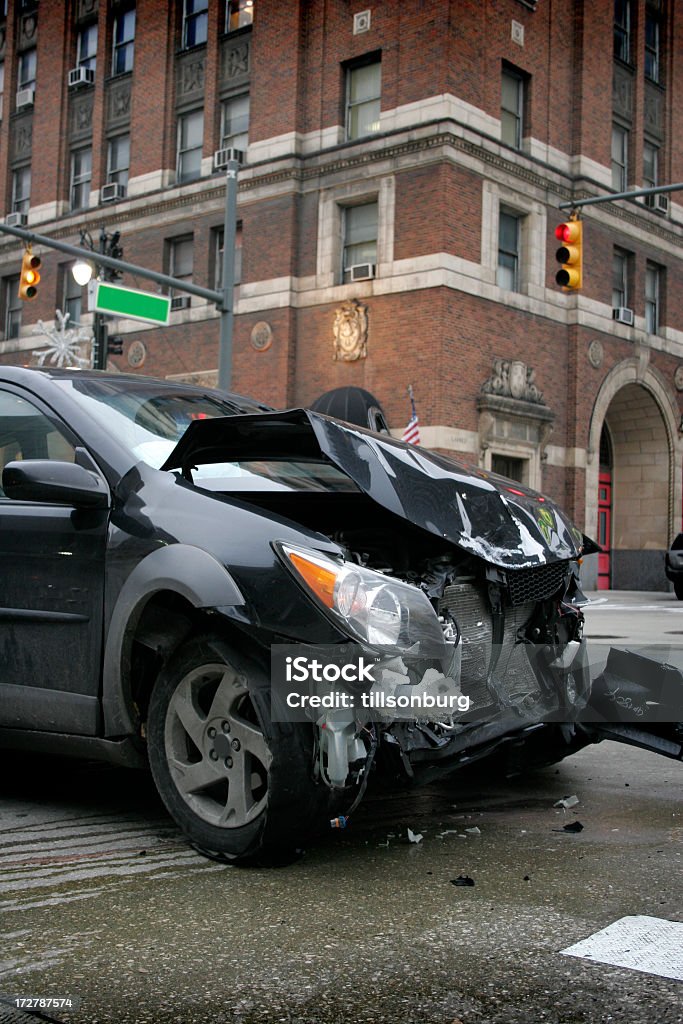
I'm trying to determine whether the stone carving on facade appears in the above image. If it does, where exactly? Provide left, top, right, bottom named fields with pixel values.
left=250, top=322, right=273, bottom=351
left=588, top=339, right=604, bottom=369
left=18, top=13, right=38, bottom=50
left=480, top=358, right=543, bottom=403
left=333, top=299, right=368, bottom=362
left=221, top=40, right=250, bottom=82
left=13, top=117, right=33, bottom=160
left=612, top=64, right=633, bottom=119
left=76, top=0, right=98, bottom=22
left=71, top=95, right=94, bottom=138
left=108, top=80, right=132, bottom=125
left=644, top=84, right=663, bottom=139
left=478, top=358, right=554, bottom=466
left=127, top=340, right=146, bottom=369
left=674, top=365, right=683, bottom=392
left=177, top=56, right=205, bottom=100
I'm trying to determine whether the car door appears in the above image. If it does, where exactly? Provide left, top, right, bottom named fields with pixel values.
left=0, top=384, right=108, bottom=735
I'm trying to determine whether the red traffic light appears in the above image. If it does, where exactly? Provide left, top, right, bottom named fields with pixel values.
left=554, top=219, right=582, bottom=291
left=555, top=222, right=581, bottom=245
left=18, top=249, right=41, bottom=301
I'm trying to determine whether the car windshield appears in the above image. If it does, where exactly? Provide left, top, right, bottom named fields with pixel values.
left=55, top=377, right=358, bottom=493
left=55, top=376, right=265, bottom=467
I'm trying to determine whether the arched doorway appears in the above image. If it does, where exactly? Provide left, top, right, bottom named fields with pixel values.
left=599, top=382, right=671, bottom=589
left=586, top=361, right=682, bottom=591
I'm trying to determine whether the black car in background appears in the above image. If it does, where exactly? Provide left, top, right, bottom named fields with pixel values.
left=665, top=534, right=683, bottom=599
left=0, top=367, right=680, bottom=863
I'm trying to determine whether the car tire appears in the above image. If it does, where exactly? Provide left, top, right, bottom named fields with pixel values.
left=674, top=582, right=683, bottom=601
left=147, top=634, right=332, bottom=864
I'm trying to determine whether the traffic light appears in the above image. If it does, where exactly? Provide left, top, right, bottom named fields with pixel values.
left=18, top=248, right=41, bottom=301
left=555, top=218, right=582, bottom=290
left=107, top=336, right=123, bottom=356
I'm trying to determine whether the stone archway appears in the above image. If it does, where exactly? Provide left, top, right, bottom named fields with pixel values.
left=585, top=359, right=681, bottom=590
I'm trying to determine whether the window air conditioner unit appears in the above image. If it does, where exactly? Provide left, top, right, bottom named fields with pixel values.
left=5, top=211, right=27, bottom=226
left=348, top=263, right=376, bottom=282
left=100, top=182, right=126, bottom=203
left=15, top=88, right=34, bottom=109
left=68, top=67, right=95, bottom=88
left=642, top=193, right=669, bottom=214
left=613, top=306, right=634, bottom=326
left=213, top=147, right=244, bottom=170
left=171, top=295, right=190, bottom=311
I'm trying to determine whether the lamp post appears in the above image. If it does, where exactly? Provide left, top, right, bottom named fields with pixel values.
left=73, top=227, right=123, bottom=370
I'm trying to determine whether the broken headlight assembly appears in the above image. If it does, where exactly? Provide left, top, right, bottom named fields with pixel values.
left=277, top=542, right=447, bottom=653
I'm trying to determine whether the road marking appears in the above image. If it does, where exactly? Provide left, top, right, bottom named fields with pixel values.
left=585, top=605, right=683, bottom=612
left=561, top=915, right=683, bottom=981
left=0, top=811, right=227, bottom=915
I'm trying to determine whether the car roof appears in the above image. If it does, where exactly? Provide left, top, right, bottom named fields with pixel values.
left=0, top=365, right=272, bottom=413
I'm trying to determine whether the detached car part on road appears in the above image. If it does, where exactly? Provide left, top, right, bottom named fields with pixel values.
left=1, top=368, right=681, bottom=864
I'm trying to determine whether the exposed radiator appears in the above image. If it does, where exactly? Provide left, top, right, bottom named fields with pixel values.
left=439, top=580, right=539, bottom=710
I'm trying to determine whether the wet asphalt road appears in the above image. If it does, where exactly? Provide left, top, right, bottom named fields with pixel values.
left=0, top=593, right=681, bottom=1024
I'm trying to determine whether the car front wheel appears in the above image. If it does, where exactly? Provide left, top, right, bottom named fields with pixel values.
left=147, top=635, right=329, bottom=864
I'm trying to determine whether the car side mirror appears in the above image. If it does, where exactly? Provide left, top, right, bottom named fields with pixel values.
left=2, top=460, right=110, bottom=509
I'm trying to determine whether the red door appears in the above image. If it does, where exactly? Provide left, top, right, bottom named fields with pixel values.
left=597, top=470, right=612, bottom=589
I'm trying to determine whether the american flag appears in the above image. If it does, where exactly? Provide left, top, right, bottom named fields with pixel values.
left=401, top=386, right=420, bottom=445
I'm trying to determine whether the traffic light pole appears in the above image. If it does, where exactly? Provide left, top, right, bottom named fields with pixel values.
left=217, top=156, right=240, bottom=391
left=0, top=160, right=241, bottom=386
left=560, top=181, right=683, bottom=211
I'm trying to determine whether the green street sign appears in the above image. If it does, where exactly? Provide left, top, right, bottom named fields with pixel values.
left=93, top=282, right=171, bottom=325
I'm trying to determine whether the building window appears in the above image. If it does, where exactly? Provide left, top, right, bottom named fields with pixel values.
left=342, top=202, right=377, bottom=282
left=11, top=166, right=30, bottom=214
left=70, top=147, right=92, bottom=210
left=346, top=61, right=381, bottom=141
left=0, top=62, right=5, bottom=120
left=4, top=276, right=21, bottom=339
left=612, top=247, right=629, bottom=309
left=643, top=140, right=658, bottom=189
left=183, top=0, right=208, bottom=49
left=76, top=24, right=98, bottom=72
left=107, top=134, right=130, bottom=187
left=213, top=224, right=242, bottom=292
left=62, top=264, right=82, bottom=326
left=645, top=262, right=661, bottom=335
left=169, top=236, right=193, bottom=297
left=611, top=124, right=629, bottom=191
left=614, top=0, right=630, bottom=62
left=497, top=210, right=521, bottom=291
left=225, top=0, right=253, bottom=32
left=645, top=6, right=660, bottom=83
left=112, top=8, right=135, bottom=75
left=491, top=454, right=527, bottom=484
left=220, top=94, right=249, bottom=153
left=501, top=66, right=524, bottom=149
left=177, top=110, right=204, bottom=182
left=18, top=48, right=36, bottom=90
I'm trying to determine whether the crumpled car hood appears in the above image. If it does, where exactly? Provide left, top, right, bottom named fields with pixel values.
left=162, top=409, right=592, bottom=569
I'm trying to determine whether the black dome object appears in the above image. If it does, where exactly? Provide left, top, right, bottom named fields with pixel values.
left=310, top=386, right=390, bottom=433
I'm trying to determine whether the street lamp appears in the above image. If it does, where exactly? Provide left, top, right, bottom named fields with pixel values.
left=72, top=228, right=123, bottom=370
left=72, top=259, right=94, bottom=286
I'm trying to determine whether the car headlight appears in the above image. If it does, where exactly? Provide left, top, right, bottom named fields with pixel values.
left=278, top=542, right=446, bottom=652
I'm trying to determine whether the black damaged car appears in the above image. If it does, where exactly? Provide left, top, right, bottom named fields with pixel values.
left=1, top=367, right=680, bottom=863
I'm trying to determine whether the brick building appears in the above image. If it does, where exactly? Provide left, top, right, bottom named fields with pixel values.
left=0, top=0, right=681, bottom=589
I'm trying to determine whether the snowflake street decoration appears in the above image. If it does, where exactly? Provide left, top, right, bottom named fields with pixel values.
left=32, top=310, right=92, bottom=369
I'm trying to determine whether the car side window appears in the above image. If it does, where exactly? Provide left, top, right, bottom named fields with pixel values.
left=0, top=389, right=76, bottom=497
